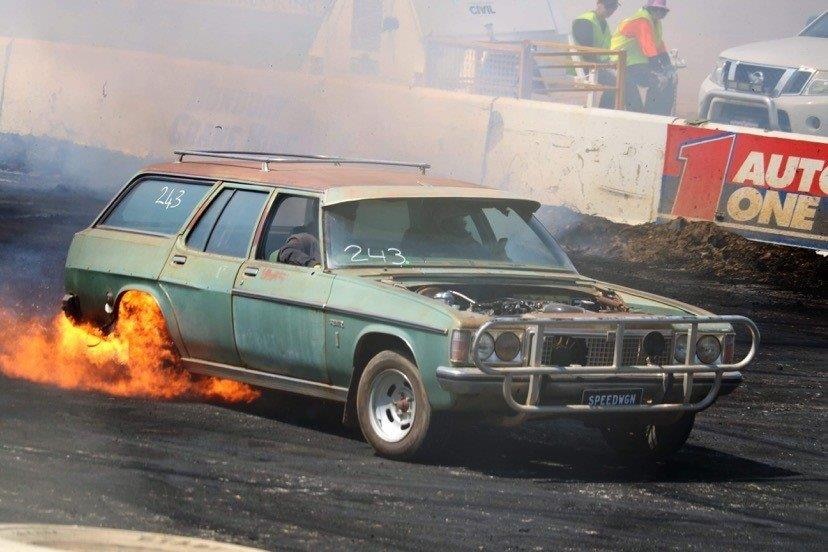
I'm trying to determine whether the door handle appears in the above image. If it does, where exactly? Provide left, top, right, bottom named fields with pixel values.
left=172, top=255, right=187, bottom=265
left=244, top=266, right=259, bottom=277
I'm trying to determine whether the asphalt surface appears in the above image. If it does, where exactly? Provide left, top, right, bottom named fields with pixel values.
left=0, top=173, right=825, bottom=550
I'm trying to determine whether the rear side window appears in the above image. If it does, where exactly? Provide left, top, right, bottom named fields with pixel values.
left=187, top=189, right=269, bottom=258
left=101, top=178, right=211, bottom=235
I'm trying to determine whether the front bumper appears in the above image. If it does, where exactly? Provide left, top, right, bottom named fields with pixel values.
left=437, top=366, right=742, bottom=395
left=699, top=77, right=828, bottom=136
left=436, top=366, right=742, bottom=412
left=453, top=314, right=759, bottom=416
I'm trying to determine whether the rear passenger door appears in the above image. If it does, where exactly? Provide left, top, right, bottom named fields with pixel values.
left=159, top=183, right=271, bottom=366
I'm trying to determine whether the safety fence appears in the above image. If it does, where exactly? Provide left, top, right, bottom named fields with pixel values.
left=424, top=38, right=627, bottom=108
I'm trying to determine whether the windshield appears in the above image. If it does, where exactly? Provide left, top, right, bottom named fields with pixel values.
left=324, top=198, right=575, bottom=271
left=801, top=13, right=828, bottom=37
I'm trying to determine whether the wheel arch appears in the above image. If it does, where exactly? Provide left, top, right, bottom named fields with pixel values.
left=342, top=329, right=417, bottom=427
left=112, top=283, right=188, bottom=357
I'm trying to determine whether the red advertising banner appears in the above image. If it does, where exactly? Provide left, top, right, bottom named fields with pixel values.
left=659, top=124, right=827, bottom=249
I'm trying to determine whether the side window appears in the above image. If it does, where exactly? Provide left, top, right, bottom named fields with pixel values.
left=186, top=189, right=268, bottom=258
left=186, top=189, right=233, bottom=251
left=100, top=178, right=210, bottom=235
left=259, top=195, right=320, bottom=262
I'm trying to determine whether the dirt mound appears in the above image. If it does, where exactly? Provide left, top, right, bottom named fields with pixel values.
left=554, top=213, right=827, bottom=293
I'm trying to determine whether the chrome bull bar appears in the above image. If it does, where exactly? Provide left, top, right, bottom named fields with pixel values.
left=471, top=315, right=760, bottom=415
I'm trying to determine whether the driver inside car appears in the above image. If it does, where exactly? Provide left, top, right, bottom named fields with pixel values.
left=402, top=212, right=490, bottom=260
left=272, top=232, right=321, bottom=267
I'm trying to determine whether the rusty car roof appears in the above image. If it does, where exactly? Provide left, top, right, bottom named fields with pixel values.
left=142, top=160, right=538, bottom=207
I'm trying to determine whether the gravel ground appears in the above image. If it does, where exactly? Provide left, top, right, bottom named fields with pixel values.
left=0, top=173, right=825, bottom=551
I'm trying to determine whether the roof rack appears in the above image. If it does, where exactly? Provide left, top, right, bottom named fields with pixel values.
left=173, top=150, right=431, bottom=175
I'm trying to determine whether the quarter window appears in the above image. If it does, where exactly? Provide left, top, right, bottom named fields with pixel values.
left=186, top=189, right=233, bottom=251
left=187, top=189, right=268, bottom=258
left=100, top=178, right=210, bottom=235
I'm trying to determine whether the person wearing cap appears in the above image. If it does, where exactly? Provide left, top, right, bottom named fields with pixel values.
left=610, top=0, right=676, bottom=114
left=571, top=0, right=621, bottom=108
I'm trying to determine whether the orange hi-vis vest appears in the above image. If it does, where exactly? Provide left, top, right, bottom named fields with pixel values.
left=611, top=8, right=665, bottom=66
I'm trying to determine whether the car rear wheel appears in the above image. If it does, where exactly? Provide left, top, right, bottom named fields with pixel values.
left=600, top=413, right=695, bottom=463
left=356, top=351, right=432, bottom=460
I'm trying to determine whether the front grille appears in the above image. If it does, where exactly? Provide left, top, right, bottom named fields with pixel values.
left=541, top=334, right=674, bottom=367
left=727, top=63, right=786, bottom=95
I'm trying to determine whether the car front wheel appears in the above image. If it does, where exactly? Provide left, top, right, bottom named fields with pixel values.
left=600, top=413, right=695, bottom=463
left=356, top=350, right=432, bottom=460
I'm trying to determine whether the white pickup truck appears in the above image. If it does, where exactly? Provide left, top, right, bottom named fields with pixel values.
left=698, top=11, right=828, bottom=136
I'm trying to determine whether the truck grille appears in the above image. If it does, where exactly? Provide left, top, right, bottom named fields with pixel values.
left=726, top=63, right=786, bottom=95
left=541, top=334, right=674, bottom=367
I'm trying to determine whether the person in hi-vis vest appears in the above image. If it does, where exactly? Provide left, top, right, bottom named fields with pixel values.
left=610, top=0, right=676, bottom=114
left=571, top=0, right=621, bottom=109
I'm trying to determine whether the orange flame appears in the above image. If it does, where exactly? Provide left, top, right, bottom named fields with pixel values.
left=0, top=291, right=260, bottom=403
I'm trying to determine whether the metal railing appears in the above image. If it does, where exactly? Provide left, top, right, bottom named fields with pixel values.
left=531, top=41, right=627, bottom=109
left=472, top=315, right=760, bottom=414
left=173, top=150, right=431, bottom=174
left=424, top=38, right=627, bottom=109
left=424, top=39, right=531, bottom=98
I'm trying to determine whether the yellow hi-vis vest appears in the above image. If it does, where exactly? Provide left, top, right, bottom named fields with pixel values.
left=574, top=10, right=612, bottom=50
left=610, top=8, right=663, bottom=67
left=569, top=11, right=611, bottom=75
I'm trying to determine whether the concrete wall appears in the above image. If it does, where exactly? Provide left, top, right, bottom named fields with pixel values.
left=1, top=35, right=662, bottom=222
left=0, top=35, right=824, bottom=244
left=481, top=99, right=669, bottom=224
left=0, top=37, right=491, bottom=185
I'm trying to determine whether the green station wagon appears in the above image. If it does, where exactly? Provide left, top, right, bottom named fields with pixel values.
left=63, top=151, right=759, bottom=461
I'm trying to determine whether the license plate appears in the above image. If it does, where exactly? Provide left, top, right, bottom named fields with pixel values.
left=582, top=389, right=643, bottom=407
left=730, top=119, right=762, bottom=128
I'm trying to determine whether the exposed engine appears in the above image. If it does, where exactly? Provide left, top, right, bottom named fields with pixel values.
left=414, top=285, right=629, bottom=315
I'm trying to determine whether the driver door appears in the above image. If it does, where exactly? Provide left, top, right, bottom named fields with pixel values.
left=232, top=192, right=333, bottom=382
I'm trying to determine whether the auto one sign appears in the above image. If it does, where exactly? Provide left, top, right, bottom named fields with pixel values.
left=659, top=124, right=827, bottom=249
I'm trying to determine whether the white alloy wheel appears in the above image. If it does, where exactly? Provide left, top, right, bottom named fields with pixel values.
left=356, top=350, right=432, bottom=459
left=368, top=368, right=416, bottom=443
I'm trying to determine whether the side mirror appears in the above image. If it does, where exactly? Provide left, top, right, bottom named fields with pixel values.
left=382, top=16, right=400, bottom=32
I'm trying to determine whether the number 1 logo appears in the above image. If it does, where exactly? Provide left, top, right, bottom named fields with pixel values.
left=671, top=133, right=737, bottom=220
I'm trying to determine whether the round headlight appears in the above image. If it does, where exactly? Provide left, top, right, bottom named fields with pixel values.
left=494, top=332, right=521, bottom=361
left=475, top=332, right=495, bottom=360
left=674, top=334, right=688, bottom=363
left=696, top=335, right=722, bottom=365
left=643, top=331, right=666, bottom=359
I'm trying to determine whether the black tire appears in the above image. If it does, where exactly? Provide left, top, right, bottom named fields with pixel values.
left=601, top=413, right=695, bottom=463
left=356, top=350, right=432, bottom=460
